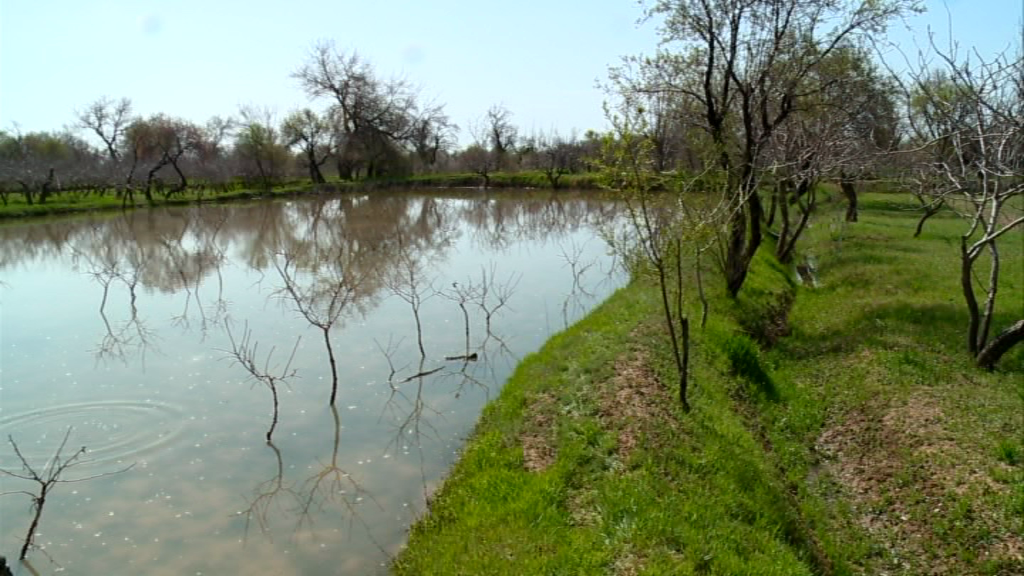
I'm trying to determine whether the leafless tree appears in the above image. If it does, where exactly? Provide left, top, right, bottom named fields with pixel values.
left=460, top=141, right=497, bottom=188
left=626, top=0, right=920, bottom=296
left=76, top=96, right=133, bottom=162
left=275, top=252, right=361, bottom=406
left=535, top=130, right=580, bottom=189
left=292, top=40, right=430, bottom=179
left=235, top=105, right=290, bottom=190
left=385, top=235, right=435, bottom=359
left=0, top=428, right=134, bottom=560
left=898, top=42, right=1024, bottom=369
left=0, top=129, right=98, bottom=205
left=409, top=102, right=458, bottom=172
left=474, top=263, right=521, bottom=337
left=442, top=279, right=481, bottom=358
left=71, top=241, right=155, bottom=367
left=222, top=323, right=301, bottom=443
left=141, top=115, right=204, bottom=199
left=600, top=111, right=730, bottom=410
left=484, top=104, right=518, bottom=170
left=281, top=108, right=334, bottom=184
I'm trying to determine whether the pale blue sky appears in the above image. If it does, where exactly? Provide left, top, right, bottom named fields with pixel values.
left=0, top=0, right=1020, bottom=146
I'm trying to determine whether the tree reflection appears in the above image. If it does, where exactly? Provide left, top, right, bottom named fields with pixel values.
left=72, top=235, right=155, bottom=366
left=294, top=405, right=386, bottom=556
left=236, top=441, right=295, bottom=543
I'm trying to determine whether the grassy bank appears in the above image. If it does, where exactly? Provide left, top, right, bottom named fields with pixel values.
left=393, top=192, right=1023, bottom=575
left=0, top=171, right=601, bottom=221
left=0, top=181, right=317, bottom=220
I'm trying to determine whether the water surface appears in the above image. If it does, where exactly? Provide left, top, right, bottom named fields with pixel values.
left=0, top=191, right=621, bottom=575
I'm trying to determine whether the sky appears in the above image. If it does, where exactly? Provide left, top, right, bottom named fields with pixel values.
left=0, top=0, right=1020, bottom=148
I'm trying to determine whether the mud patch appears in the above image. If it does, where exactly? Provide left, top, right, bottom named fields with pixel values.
left=611, top=552, right=645, bottom=576
left=521, top=392, right=557, bottom=472
left=598, top=350, right=676, bottom=462
left=817, top=392, right=1017, bottom=573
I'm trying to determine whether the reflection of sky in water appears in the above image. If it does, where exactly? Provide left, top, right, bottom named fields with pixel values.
left=0, top=192, right=622, bottom=574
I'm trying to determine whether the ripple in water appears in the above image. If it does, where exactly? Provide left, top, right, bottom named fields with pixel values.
left=0, top=401, right=185, bottom=467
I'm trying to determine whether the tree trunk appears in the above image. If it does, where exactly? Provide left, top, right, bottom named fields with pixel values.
left=765, top=186, right=778, bottom=227
left=976, top=320, right=1024, bottom=370
left=778, top=181, right=815, bottom=264
left=726, top=188, right=764, bottom=295
left=725, top=206, right=749, bottom=297
left=336, top=158, right=353, bottom=181
left=307, top=151, right=326, bottom=184
left=169, top=157, right=188, bottom=194
left=19, top=182, right=33, bottom=205
left=961, top=239, right=981, bottom=356
left=324, top=327, right=339, bottom=406
left=914, top=203, right=941, bottom=237
left=776, top=181, right=792, bottom=260
left=20, top=486, right=48, bottom=560
left=840, top=174, right=857, bottom=222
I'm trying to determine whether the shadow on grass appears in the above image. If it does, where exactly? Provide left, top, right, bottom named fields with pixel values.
left=788, top=299, right=1024, bottom=371
left=788, top=302, right=963, bottom=354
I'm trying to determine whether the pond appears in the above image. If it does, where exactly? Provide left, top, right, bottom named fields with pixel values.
left=0, top=190, right=623, bottom=575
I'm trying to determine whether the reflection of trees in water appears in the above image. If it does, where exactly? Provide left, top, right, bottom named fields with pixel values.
left=375, top=258, right=526, bottom=509
left=235, top=407, right=384, bottom=555
left=456, top=193, right=618, bottom=251
left=61, top=209, right=234, bottom=364
left=70, top=226, right=155, bottom=366
left=237, top=440, right=295, bottom=542
left=294, top=405, right=382, bottom=553
left=0, top=192, right=621, bottom=568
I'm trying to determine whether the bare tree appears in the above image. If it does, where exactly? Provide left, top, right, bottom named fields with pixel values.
left=899, top=43, right=1024, bottom=369
left=275, top=253, right=361, bottom=406
left=222, top=323, right=301, bottom=442
left=235, top=106, right=290, bottom=190
left=599, top=111, right=728, bottom=410
left=281, top=108, right=334, bottom=184
left=385, top=235, right=435, bottom=359
left=484, top=104, right=518, bottom=170
left=0, top=129, right=97, bottom=205
left=627, top=0, right=920, bottom=296
left=292, top=40, right=425, bottom=179
left=293, top=405, right=384, bottom=554
left=535, top=130, right=579, bottom=189
left=235, top=440, right=294, bottom=542
left=409, top=103, right=458, bottom=171
left=116, top=115, right=206, bottom=205
left=0, top=428, right=134, bottom=561
left=76, top=96, right=132, bottom=162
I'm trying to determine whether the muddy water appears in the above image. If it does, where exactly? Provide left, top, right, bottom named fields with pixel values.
left=0, top=191, right=622, bottom=575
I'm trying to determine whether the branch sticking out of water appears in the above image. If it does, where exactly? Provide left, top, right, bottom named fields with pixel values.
left=442, top=280, right=481, bottom=357
left=222, top=322, right=301, bottom=443
left=0, top=427, right=134, bottom=561
left=475, top=263, right=521, bottom=337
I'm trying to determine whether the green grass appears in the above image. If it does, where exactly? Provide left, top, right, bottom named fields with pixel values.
left=0, top=181, right=318, bottom=219
left=394, top=191, right=1024, bottom=575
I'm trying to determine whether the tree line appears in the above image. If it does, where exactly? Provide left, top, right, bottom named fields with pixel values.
left=0, top=40, right=604, bottom=206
